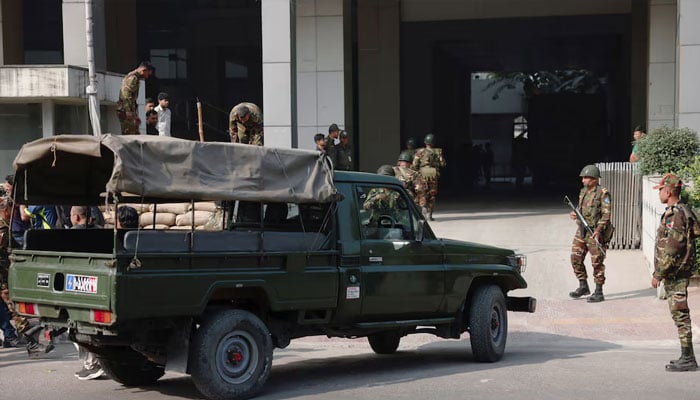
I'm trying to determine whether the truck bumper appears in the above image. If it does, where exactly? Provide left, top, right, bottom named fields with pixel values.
left=506, top=296, right=536, bottom=313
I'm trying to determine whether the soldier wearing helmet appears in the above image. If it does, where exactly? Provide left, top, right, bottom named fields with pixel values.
left=363, top=166, right=401, bottom=227
left=403, top=137, right=417, bottom=160
left=333, top=130, right=353, bottom=171
left=568, top=164, right=613, bottom=303
left=395, top=151, right=425, bottom=203
left=411, top=133, right=446, bottom=220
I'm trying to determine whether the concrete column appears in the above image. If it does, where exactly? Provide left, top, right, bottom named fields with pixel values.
left=62, top=0, right=106, bottom=69
left=647, top=0, right=677, bottom=131
left=262, top=0, right=294, bottom=148
left=357, top=0, right=400, bottom=172
left=0, top=0, right=24, bottom=65
left=295, top=0, right=345, bottom=151
left=42, top=100, right=55, bottom=138
left=677, top=0, right=700, bottom=132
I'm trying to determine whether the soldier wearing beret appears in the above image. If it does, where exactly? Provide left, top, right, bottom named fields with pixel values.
left=652, top=173, right=699, bottom=372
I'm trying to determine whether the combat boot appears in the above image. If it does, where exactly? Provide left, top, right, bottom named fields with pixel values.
left=569, top=280, right=590, bottom=298
left=666, top=346, right=697, bottom=372
left=587, top=284, right=604, bottom=302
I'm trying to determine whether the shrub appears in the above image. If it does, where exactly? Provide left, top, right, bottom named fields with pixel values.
left=637, top=126, right=699, bottom=175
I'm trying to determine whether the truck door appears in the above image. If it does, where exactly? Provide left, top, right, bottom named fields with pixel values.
left=355, top=184, right=444, bottom=319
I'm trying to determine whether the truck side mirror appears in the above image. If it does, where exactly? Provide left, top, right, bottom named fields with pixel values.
left=415, top=220, right=425, bottom=242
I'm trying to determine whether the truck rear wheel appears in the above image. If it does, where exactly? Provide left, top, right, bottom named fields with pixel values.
left=468, top=284, right=507, bottom=362
left=368, top=331, right=401, bottom=354
left=190, top=309, right=273, bottom=400
left=98, top=347, right=165, bottom=386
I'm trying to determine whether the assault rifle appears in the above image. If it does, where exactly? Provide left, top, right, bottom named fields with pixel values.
left=564, top=195, right=606, bottom=256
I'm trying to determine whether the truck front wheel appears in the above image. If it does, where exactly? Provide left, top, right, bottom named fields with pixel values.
left=190, top=309, right=273, bottom=400
left=468, top=284, right=507, bottom=362
left=368, top=331, right=401, bottom=354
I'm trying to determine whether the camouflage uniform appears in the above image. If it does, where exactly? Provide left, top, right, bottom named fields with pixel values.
left=570, top=185, right=612, bottom=285
left=411, top=147, right=446, bottom=215
left=654, top=202, right=697, bottom=350
left=116, top=70, right=143, bottom=135
left=363, top=188, right=399, bottom=226
left=393, top=166, right=426, bottom=204
left=229, top=102, right=264, bottom=146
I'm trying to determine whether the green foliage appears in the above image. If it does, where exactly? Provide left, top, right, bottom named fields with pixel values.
left=681, top=155, right=700, bottom=275
left=637, top=126, right=699, bottom=176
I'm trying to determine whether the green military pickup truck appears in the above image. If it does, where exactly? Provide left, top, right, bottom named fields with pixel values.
left=9, top=135, right=534, bottom=400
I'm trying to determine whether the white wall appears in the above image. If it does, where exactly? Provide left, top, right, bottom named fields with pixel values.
left=648, top=0, right=677, bottom=131
left=677, top=0, right=700, bottom=133
left=295, top=0, right=345, bottom=150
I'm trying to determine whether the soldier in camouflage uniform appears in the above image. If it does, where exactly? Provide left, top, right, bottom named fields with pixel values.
left=116, top=61, right=154, bottom=135
left=229, top=102, right=264, bottom=146
left=403, top=137, right=417, bottom=161
left=651, top=173, right=698, bottom=372
left=568, top=165, right=612, bottom=303
left=394, top=151, right=426, bottom=204
left=411, top=133, right=446, bottom=221
left=363, top=165, right=401, bottom=227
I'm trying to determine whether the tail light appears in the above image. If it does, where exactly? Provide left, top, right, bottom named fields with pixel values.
left=92, top=310, right=112, bottom=324
left=17, top=302, right=39, bottom=316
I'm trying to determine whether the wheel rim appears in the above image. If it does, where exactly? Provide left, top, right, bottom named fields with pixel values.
left=215, top=330, right=260, bottom=385
left=489, top=304, right=504, bottom=343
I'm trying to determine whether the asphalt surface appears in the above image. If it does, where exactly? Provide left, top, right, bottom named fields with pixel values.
left=2, top=193, right=699, bottom=400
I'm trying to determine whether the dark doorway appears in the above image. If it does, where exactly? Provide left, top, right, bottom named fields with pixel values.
left=401, top=14, right=636, bottom=194
left=136, top=0, right=262, bottom=142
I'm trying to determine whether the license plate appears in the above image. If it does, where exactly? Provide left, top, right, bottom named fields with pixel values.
left=65, top=274, right=98, bottom=294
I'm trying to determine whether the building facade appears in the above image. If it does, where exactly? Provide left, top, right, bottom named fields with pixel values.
left=0, top=0, right=697, bottom=187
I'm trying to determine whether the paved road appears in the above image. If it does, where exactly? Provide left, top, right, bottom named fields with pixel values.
left=2, top=197, right=699, bottom=399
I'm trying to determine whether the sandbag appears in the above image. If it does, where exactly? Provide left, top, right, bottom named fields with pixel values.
left=150, top=202, right=190, bottom=215
left=176, top=210, right=213, bottom=226
left=189, top=202, right=218, bottom=213
left=120, top=203, right=150, bottom=214
left=142, top=224, right=171, bottom=230
left=139, top=212, right=177, bottom=227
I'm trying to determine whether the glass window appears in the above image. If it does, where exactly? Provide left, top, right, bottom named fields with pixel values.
left=0, top=104, right=42, bottom=174
left=23, top=0, right=63, bottom=64
left=150, top=49, right=188, bottom=79
left=356, top=185, right=417, bottom=240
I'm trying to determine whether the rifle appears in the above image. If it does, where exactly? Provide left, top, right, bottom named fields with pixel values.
left=564, top=195, right=606, bottom=256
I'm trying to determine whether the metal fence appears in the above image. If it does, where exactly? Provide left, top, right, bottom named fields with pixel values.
left=596, top=162, right=642, bottom=249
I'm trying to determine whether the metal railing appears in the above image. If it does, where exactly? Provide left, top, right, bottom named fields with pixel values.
left=596, top=162, right=642, bottom=249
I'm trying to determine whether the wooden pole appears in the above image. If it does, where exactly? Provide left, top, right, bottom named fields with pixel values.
left=197, top=98, right=204, bottom=142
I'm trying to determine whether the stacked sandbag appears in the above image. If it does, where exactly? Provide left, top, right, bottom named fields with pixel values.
left=101, top=201, right=221, bottom=230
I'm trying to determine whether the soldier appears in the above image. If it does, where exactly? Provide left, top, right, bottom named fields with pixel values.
left=404, top=137, right=417, bottom=160
left=116, top=61, right=154, bottom=135
left=229, top=102, right=263, bottom=146
left=395, top=151, right=425, bottom=204
left=568, top=164, right=613, bottom=303
left=651, top=173, right=699, bottom=372
left=363, top=165, right=400, bottom=226
left=326, top=123, right=341, bottom=158
left=411, top=133, right=446, bottom=221
left=0, top=197, right=53, bottom=356
left=629, top=125, right=645, bottom=163
left=334, top=130, right=353, bottom=171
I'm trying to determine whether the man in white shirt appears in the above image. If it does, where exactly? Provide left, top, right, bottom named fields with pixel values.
left=154, top=92, right=171, bottom=137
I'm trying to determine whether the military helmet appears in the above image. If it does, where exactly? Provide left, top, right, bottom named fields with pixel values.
left=406, top=137, right=416, bottom=148
left=424, top=133, right=435, bottom=145
left=377, top=165, right=395, bottom=176
left=579, top=164, right=600, bottom=178
left=398, top=151, right=413, bottom=162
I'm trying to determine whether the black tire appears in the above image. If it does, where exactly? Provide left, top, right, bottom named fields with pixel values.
left=368, top=331, right=401, bottom=354
left=98, top=347, right=165, bottom=386
left=468, top=284, right=508, bottom=362
left=189, top=309, right=273, bottom=400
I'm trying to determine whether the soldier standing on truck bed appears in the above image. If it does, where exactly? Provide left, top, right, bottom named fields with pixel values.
left=568, top=164, right=613, bottom=303
left=229, top=102, right=264, bottom=146
left=411, top=133, right=446, bottom=221
left=116, top=61, right=154, bottom=135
